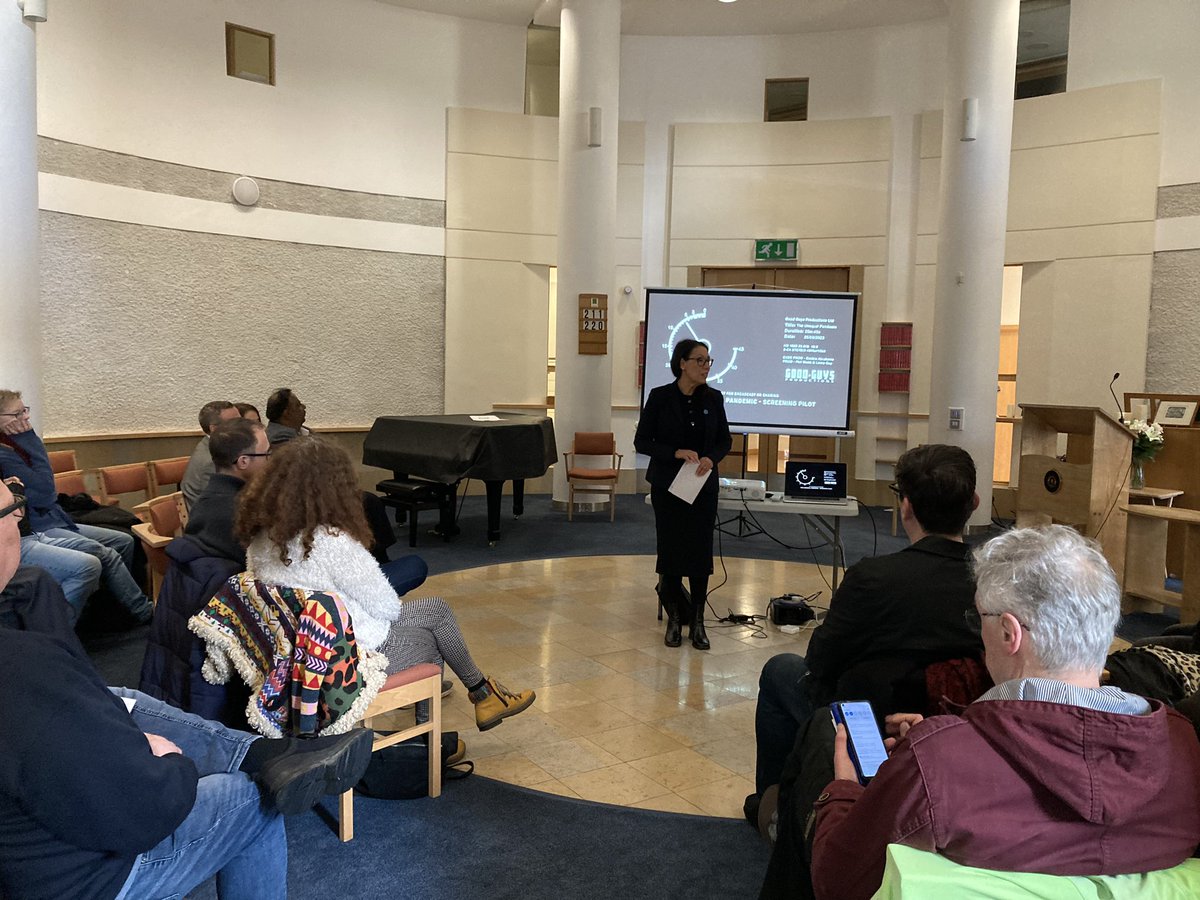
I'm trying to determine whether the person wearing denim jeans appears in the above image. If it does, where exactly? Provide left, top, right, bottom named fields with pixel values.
left=0, top=392, right=152, bottom=623
left=20, top=523, right=150, bottom=622
left=0, top=478, right=373, bottom=900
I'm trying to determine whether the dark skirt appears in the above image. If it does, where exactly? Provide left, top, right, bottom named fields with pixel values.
left=650, top=485, right=718, bottom=576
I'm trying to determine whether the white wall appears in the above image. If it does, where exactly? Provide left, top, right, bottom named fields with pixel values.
left=1067, top=0, right=1200, bottom=187
left=443, top=109, right=644, bottom=437
left=619, top=20, right=947, bottom=313
left=36, top=0, right=526, bottom=199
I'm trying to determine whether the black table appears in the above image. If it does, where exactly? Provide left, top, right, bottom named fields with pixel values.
left=363, top=413, right=557, bottom=544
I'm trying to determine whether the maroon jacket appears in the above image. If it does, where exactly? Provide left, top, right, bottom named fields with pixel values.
left=812, top=699, right=1200, bottom=900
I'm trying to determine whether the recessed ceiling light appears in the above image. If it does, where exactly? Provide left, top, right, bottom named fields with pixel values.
left=718, top=0, right=738, bottom=4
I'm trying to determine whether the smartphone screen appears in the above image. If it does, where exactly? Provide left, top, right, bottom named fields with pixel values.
left=833, top=701, right=889, bottom=784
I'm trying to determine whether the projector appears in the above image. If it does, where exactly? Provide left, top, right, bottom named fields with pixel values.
left=718, top=477, right=766, bottom=501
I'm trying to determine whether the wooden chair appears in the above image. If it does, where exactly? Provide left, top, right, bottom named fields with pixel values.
left=563, top=432, right=622, bottom=522
left=47, top=449, right=78, bottom=474
left=97, top=462, right=152, bottom=507
left=52, top=468, right=111, bottom=506
left=131, top=492, right=185, bottom=602
left=148, top=456, right=190, bottom=497
left=338, top=662, right=443, bottom=842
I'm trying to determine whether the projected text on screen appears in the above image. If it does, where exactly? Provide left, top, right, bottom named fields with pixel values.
left=642, top=288, right=858, bottom=436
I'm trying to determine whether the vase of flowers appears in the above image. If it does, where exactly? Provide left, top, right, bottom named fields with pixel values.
left=1127, top=419, right=1165, bottom=489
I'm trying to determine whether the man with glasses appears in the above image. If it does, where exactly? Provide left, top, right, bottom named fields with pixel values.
left=141, top=418, right=270, bottom=718
left=807, top=526, right=1200, bottom=899
left=749, top=445, right=982, bottom=828
left=180, top=400, right=241, bottom=511
left=0, top=478, right=375, bottom=900
left=184, top=418, right=271, bottom=566
left=0, top=390, right=153, bottom=624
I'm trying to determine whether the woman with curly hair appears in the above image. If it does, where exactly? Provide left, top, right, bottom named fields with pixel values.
left=236, top=437, right=535, bottom=732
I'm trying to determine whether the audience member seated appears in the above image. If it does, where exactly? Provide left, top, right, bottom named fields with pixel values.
left=185, top=418, right=271, bottom=566
left=264, top=388, right=308, bottom=447
left=181, top=400, right=241, bottom=510
left=264, top=387, right=397, bottom=563
left=797, top=525, right=1200, bottom=900
left=0, top=390, right=152, bottom=624
left=235, top=402, right=261, bottom=423
left=139, top=419, right=269, bottom=723
left=748, top=445, right=982, bottom=816
left=0, top=477, right=374, bottom=900
left=237, top=437, right=535, bottom=732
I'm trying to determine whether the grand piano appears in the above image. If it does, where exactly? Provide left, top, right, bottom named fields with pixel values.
left=363, top=412, right=557, bottom=544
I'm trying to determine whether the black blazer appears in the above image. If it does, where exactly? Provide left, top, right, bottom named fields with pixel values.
left=634, top=382, right=733, bottom=491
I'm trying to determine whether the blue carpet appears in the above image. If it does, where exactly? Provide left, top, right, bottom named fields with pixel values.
left=399, top=491, right=909, bottom=577
left=184, top=776, right=770, bottom=899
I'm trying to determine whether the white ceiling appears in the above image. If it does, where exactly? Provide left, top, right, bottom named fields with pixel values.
left=375, top=0, right=950, bottom=37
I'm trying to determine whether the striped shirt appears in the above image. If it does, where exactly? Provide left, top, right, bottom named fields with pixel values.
left=979, top=676, right=1150, bottom=716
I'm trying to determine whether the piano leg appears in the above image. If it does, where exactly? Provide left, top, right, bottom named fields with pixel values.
left=484, top=480, right=504, bottom=544
left=512, top=479, right=526, bottom=519
left=434, top=481, right=460, bottom=541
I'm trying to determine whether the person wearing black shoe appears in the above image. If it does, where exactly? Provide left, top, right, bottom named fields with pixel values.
left=635, top=339, right=732, bottom=651
left=0, top=479, right=373, bottom=900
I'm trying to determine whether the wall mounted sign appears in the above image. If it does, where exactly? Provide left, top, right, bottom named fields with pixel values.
left=754, top=239, right=797, bottom=262
left=578, top=293, right=608, bottom=355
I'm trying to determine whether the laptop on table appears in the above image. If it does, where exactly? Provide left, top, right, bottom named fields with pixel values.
left=783, top=461, right=849, bottom=505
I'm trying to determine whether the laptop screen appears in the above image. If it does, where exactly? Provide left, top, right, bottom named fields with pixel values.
left=784, top=461, right=847, bottom=501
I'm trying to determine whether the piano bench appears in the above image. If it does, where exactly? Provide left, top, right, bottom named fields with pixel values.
left=376, top=479, right=453, bottom=548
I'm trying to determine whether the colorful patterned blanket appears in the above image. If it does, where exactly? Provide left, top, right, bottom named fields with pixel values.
left=189, top=572, right=387, bottom=737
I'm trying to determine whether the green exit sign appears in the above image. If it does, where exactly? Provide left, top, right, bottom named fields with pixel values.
left=754, top=239, right=797, bottom=261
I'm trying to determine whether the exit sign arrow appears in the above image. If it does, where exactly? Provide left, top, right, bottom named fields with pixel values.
left=754, top=239, right=797, bottom=262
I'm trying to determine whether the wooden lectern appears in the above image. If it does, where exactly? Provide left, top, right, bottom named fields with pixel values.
left=1015, top=405, right=1132, bottom=585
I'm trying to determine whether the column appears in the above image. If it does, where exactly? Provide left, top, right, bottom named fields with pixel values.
left=926, top=0, right=1020, bottom=527
left=0, top=3, right=43, bottom=413
left=552, top=0, right=621, bottom=504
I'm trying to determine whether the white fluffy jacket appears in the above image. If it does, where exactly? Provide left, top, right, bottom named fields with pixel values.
left=245, top=526, right=400, bottom=651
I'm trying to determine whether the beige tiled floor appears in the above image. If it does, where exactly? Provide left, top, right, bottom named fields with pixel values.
left=383, top=554, right=827, bottom=818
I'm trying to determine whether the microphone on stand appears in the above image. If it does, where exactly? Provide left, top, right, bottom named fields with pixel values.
left=1109, top=372, right=1124, bottom=424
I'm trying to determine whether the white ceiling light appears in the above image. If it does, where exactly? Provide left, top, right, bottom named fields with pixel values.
left=718, top=0, right=738, bottom=4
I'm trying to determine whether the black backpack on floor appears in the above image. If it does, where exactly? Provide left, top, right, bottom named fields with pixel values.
left=355, top=731, right=472, bottom=800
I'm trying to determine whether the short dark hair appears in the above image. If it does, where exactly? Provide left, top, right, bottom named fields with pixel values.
left=235, top=402, right=260, bottom=419
left=198, top=400, right=235, bottom=434
left=670, top=339, right=708, bottom=379
left=208, top=419, right=263, bottom=469
left=893, top=444, right=976, bottom=536
left=265, top=389, right=293, bottom=423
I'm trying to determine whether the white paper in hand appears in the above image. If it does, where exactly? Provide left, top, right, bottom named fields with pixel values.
left=668, top=460, right=711, bottom=505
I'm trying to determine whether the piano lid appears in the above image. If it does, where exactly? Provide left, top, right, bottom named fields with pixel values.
left=363, top=413, right=556, bottom=484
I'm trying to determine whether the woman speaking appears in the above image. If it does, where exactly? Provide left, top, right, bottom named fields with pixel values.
left=635, top=339, right=732, bottom=650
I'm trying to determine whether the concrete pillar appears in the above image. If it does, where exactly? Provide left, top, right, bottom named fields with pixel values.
left=552, top=0, right=620, bottom=503
left=0, top=3, right=43, bottom=417
left=927, top=0, right=1019, bottom=527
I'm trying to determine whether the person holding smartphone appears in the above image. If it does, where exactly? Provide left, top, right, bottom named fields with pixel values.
left=799, top=526, right=1200, bottom=900
left=634, top=339, right=732, bottom=651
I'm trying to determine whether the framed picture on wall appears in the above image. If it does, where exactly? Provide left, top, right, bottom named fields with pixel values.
left=1154, top=400, right=1198, bottom=427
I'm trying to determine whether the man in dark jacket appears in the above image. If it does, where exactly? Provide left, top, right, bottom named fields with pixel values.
left=0, top=479, right=372, bottom=900
left=140, top=419, right=268, bottom=722
left=751, top=445, right=982, bottom=797
left=185, top=417, right=271, bottom=566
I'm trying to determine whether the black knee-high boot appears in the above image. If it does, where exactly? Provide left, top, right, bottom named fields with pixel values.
left=659, top=576, right=684, bottom=647
left=688, top=574, right=710, bottom=650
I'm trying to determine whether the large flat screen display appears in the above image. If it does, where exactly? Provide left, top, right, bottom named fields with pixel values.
left=641, top=287, right=858, bottom=436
